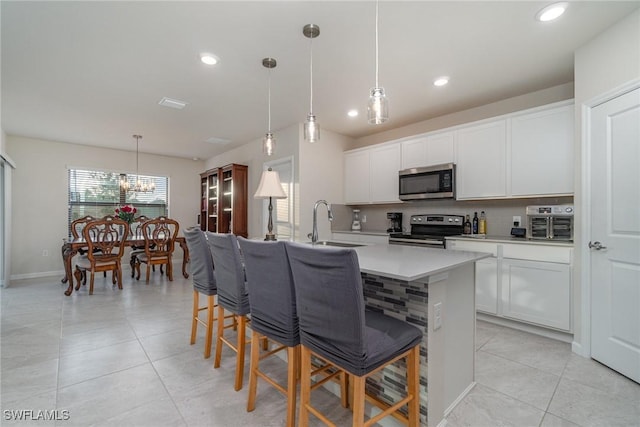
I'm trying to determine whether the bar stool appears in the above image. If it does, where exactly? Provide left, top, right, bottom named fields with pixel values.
left=237, top=238, right=299, bottom=427
left=183, top=227, right=217, bottom=359
left=286, top=242, right=422, bottom=427
left=206, top=232, right=251, bottom=391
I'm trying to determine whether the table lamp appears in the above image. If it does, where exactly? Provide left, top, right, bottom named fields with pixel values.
left=254, top=168, right=287, bottom=241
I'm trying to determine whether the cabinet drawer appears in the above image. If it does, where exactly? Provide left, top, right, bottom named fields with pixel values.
left=502, top=244, right=572, bottom=264
left=447, top=240, right=498, bottom=256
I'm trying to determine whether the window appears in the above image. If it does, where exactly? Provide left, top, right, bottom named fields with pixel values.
left=67, top=168, right=168, bottom=238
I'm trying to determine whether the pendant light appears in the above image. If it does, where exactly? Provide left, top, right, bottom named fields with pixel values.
left=120, top=134, right=155, bottom=193
left=303, top=24, right=320, bottom=143
left=262, top=57, right=277, bottom=156
left=367, top=0, right=388, bottom=124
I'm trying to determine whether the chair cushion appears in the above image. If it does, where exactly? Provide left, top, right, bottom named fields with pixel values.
left=137, top=252, right=168, bottom=263
left=76, top=256, right=117, bottom=270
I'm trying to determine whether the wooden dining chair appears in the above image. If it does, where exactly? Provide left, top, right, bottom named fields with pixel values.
left=128, top=215, right=152, bottom=278
left=135, top=216, right=179, bottom=283
left=73, top=216, right=129, bottom=295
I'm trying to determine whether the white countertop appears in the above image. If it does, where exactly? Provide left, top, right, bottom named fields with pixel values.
left=331, top=230, right=390, bottom=236
left=353, top=244, right=490, bottom=282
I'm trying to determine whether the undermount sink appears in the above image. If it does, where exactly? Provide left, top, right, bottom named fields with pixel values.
left=309, top=241, right=365, bottom=248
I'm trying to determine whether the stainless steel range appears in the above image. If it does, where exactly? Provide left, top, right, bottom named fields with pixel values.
left=389, top=214, right=464, bottom=248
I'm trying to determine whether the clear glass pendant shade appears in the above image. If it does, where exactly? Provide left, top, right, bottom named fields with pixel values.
left=367, top=87, right=388, bottom=124
left=263, top=132, right=276, bottom=156
left=304, top=114, right=320, bottom=143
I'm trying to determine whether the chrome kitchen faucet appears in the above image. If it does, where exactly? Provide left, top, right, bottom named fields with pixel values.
left=308, top=200, right=333, bottom=243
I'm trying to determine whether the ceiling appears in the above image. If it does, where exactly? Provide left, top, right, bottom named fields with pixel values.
left=2, top=1, right=639, bottom=160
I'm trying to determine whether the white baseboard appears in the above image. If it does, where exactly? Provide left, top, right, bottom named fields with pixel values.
left=10, top=270, right=65, bottom=281
left=477, top=312, right=573, bottom=343
left=444, top=381, right=476, bottom=417
left=9, top=260, right=184, bottom=282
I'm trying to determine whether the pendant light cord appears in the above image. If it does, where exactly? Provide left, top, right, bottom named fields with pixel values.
left=267, top=68, right=272, bottom=132
left=375, top=0, right=379, bottom=88
left=309, top=36, right=314, bottom=114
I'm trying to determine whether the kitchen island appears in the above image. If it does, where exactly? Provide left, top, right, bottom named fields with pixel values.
left=348, top=244, right=489, bottom=426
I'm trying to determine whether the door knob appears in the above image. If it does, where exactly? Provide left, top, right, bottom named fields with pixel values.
left=588, top=241, right=607, bottom=250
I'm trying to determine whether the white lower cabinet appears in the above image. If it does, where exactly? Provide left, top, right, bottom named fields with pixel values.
left=501, top=259, right=571, bottom=331
left=476, top=257, right=499, bottom=314
left=447, top=238, right=572, bottom=332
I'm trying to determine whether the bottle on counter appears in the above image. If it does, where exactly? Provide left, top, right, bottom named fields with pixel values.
left=479, top=211, right=486, bottom=234
left=472, top=212, right=479, bottom=234
left=463, top=215, right=472, bottom=234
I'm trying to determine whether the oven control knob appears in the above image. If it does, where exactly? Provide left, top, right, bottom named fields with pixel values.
left=565, top=207, right=573, bottom=213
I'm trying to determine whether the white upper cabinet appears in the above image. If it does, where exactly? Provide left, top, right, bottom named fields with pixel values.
left=401, top=131, right=455, bottom=170
left=344, top=149, right=370, bottom=204
left=510, top=104, right=574, bottom=196
left=370, top=143, right=401, bottom=203
left=344, top=142, right=401, bottom=204
left=456, top=120, right=508, bottom=199
left=344, top=100, right=574, bottom=202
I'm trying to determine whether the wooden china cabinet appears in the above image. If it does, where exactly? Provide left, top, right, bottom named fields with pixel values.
left=199, top=163, right=247, bottom=237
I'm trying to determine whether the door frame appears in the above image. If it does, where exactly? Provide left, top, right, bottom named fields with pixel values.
left=579, top=78, right=640, bottom=357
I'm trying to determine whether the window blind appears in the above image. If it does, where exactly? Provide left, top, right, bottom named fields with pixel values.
left=67, top=169, right=168, bottom=238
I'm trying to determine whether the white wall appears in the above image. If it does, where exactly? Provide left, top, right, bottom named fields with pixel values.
left=6, top=135, right=204, bottom=278
left=573, top=9, right=640, bottom=351
left=205, top=123, right=352, bottom=242
left=205, top=124, right=300, bottom=239
left=298, top=126, right=351, bottom=242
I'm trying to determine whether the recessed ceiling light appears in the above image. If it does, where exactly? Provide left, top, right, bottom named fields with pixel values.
left=347, top=110, right=359, bottom=118
left=200, top=53, right=219, bottom=65
left=433, top=77, right=449, bottom=87
left=536, top=2, right=568, bottom=22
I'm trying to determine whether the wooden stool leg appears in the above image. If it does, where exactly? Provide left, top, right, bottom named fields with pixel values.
left=234, top=315, right=247, bottom=391
left=286, top=345, right=298, bottom=427
left=299, top=346, right=312, bottom=427
left=214, top=305, right=224, bottom=369
left=351, top=375, right=366, bottom=427
left=190, top=290, right=199, bottom=345
left=204, top=295, right=215, bottom=358
left=407, top=346, right=420, bottom=427
left=247, top=330, right=260, bottom=412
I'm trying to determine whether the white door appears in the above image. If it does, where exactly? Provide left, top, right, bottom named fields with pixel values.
left=590, top=87, right=640, bottom=383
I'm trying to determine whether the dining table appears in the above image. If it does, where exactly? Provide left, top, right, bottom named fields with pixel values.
left=60, top=236, right=190, bottom=296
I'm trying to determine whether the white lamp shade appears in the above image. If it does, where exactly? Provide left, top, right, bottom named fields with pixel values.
left=254, top=169, right=287, bottom=199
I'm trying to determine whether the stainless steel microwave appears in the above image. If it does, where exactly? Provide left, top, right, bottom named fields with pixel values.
left=398, top=163, right=456, bottom=201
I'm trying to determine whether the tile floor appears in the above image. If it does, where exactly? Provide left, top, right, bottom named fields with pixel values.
left=1, top=273, right=639, bottom=427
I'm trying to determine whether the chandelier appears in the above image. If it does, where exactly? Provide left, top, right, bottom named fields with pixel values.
left=120, top=134, right=155, bottom=193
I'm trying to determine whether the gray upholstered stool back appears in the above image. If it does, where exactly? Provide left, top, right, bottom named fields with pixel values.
left=183, top=228, right=216, bottom=296
left=237, top=238, right=299, bottom=347
left=205, top=232, right=250, bottom=316
left=285, top=241, right=422, bottom=376
left=285, top=242, right=367, bottom=370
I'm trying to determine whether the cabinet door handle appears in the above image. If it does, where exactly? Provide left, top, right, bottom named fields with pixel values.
left=588, top=241, right=607, bottom=250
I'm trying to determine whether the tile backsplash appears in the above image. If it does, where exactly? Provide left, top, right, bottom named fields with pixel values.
left=331, top=196, right=573, bottom=236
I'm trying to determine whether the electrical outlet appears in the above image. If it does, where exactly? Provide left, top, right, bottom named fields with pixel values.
left=42, top=250, right=49, bottom=257
left=513, top=216, right=522, bottom=226
left=433, top=302, right=442, bottom=331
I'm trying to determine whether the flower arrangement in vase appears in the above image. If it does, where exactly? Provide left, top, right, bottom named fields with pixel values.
left=115, top=205, right=137, bottom=224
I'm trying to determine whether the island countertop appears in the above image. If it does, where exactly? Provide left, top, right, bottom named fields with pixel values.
left=352, top=243, right=490, bottom=282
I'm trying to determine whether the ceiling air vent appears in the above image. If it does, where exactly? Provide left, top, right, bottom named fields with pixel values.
left=158, top=97, right=187, bottom=110
left=205, top=137, right=231, bottom=145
